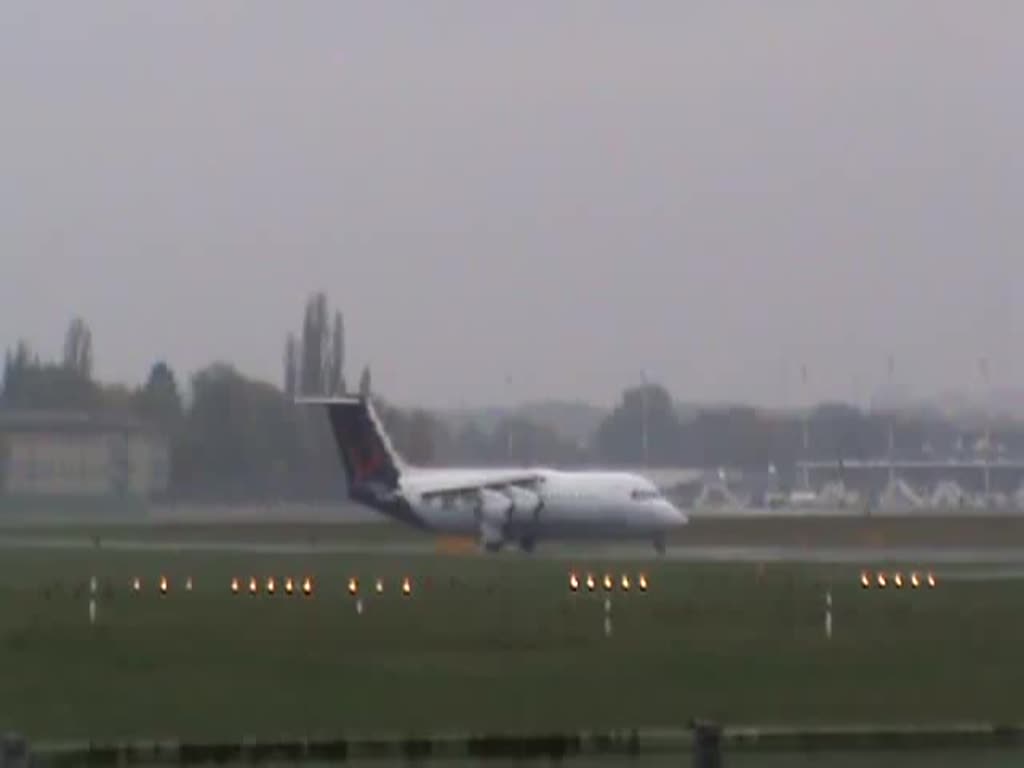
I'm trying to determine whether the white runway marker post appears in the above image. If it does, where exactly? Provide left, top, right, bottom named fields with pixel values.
left=825, top=590, right=832, bottom=640
left=89, top=576, right=97, bottom=626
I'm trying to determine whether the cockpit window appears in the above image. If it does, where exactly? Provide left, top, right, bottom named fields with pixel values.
left=630, top=488, right=661, bottom=501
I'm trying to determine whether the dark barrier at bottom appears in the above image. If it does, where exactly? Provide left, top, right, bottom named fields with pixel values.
left=0, top=733, right=28, bottom=768
left=693, top=721, right=723, bottom=768
left=15, top=722, right=1024, bottom=766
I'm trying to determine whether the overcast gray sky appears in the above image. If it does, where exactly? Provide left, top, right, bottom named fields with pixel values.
left=2, top=2, right=1021, bottom=410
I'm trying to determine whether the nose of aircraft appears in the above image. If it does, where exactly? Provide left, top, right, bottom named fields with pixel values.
left=657, top=499, right=688, bottom=527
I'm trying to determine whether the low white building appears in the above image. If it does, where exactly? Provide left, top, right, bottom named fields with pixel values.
left=0, top=411, right=170, bottom=499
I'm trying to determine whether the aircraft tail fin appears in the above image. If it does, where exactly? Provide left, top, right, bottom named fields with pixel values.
left=295, top=395, right=406, bottom=493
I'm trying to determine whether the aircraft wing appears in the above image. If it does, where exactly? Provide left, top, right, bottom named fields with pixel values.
left=413, top=470, right=545, bottom=500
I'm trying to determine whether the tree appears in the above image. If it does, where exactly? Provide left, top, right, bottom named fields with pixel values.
left=594, top=383, right=680, bottom=465
left=495, top=416, right=583, bottom=466
left=406, top=410, right=437, bottom=464
left=2, top=338, right=97, bottom=411
left=62, top=317, right=93, bottom=379
left=100, top=383, right=136, bottom=418
left=138, top=361, right=184, bottom=435
left=283, top=334, right=299, bottom=397
left=359, top=365, right=372, bottom=397
left=327, top=311, right=345, bottom=395
left=300, top=292, right=329, bottom=395
left=2, top=340, right=32, bottom=403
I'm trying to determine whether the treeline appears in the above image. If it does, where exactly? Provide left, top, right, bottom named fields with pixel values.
left=4, top=296, right=1024, bottom=501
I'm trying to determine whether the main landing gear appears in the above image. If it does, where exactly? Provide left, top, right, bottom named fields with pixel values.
left=653, top=535, right=667, bottom=556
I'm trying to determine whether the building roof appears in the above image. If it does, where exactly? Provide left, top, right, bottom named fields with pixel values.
left=0, top=409, right=158, bottom=436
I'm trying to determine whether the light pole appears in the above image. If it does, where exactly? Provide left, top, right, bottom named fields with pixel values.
left=640, top=371, right=649, bottom=469
left=800, top=364, right=810, bottom=490
left=980, top=357, right=991, bottom=499
left=505, top=374, right=515, bottom=465
left=886, top=355, right=896, bottom=488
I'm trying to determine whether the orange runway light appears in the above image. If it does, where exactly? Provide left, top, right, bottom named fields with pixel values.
left=602, top=574, right=613, bottom=591
left=638, top=573, right=649, bottom=592
left=569, top=572, right=580, bottom=592
left=284, top=577, right=295, bottom=595
left=266, top=577, right=276, bottom=595
left=348, top=577, right=359, bottom=596
left=585, top=573, right=596, bottom=592
left=159, top=576, right=168, bottom=595
left=911, top=572, right=921, bottom=589
left=302, top=577, right=313, bottom=596
left=620, top=574, right=631, bottom=591
left=375, top=578, right=384, bottom=594
left=230, top=577, right=240, bottom=595
left=894, top=572, right=904, bottom=589
left=401, top=576, right=412, bottom=596
left=860, top=571, right=871, bottom=589
left=876, top=572, right=887, bottom=588
left=249, top=577, right=258, bottom=595
left=927, top=572, right=937, bottom=588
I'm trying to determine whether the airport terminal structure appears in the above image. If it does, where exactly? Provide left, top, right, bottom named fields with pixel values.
left=2, top=406, right=1024, bottom=515
left=0, top=410, right=170, bottom=508
left=653, top=460, right=1024, bottom=513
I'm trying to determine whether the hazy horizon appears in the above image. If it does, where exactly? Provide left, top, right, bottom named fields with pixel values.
left=3, top=3, right=1021, bottom=411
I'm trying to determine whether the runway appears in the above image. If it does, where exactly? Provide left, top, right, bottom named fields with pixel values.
left=3, top=533, right=1024, bottom=565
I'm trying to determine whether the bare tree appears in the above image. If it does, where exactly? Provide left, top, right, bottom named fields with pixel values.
left=359, top=365, right=372, bottom=397
left=327, top=311, right=345, bottom=395
left=63, top=317, right=93, bottom=379
left=300, top=293, right=329, bottom=395
left=283, top=334, right=299, bottom=396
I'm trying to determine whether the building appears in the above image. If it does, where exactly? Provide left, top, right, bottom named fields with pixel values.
left=0, top=411, right=170, bottom=501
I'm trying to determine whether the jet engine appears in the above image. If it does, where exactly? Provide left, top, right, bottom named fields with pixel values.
left=503, top=486, right=543, bottom=523
left=476, top=488, right=513, bottom=524
left=476, top=489, right=512, bottom=551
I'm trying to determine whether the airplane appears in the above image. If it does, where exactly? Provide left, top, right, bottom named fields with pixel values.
left=297, top=395, right=688, bottom=554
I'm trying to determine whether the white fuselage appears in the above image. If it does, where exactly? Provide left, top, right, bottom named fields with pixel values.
left=399, top=467, right=687, bottom=542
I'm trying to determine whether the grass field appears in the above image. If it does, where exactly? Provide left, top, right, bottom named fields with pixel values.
left=1, top=535, right=1023, bottom=745
left=331, top=755, right=1024, bottom=767
left=104, top=754, right=1023, bottom=767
